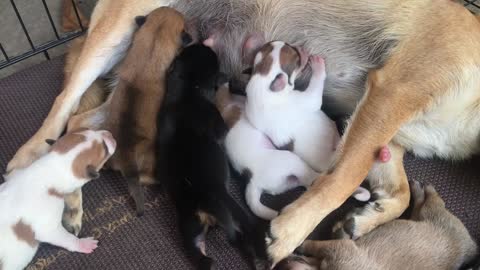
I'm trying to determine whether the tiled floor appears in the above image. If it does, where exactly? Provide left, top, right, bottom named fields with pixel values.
left=0, top=0, right=96, bottom=78
left=0, top=0, right=478, bottom=79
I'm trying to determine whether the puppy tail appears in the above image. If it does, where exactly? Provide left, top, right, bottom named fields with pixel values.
left=245, top=183, right=278, bottom=220
left=125, top=173, right=145, bottom=217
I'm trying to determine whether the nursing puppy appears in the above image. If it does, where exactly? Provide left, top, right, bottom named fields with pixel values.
left=156, top=44, right=264, bottom=269
left=276, top=181, right=478, bottom=270
left=225, top=42, right=370, bottom=220
left=0, top=129, right=116, bottom=270
left=102, top=7, right=191, bottom=216
left=244, top=41, right=339, bottom=172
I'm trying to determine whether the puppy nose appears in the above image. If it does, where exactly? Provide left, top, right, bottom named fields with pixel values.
left=99, top=130, right=117, bottom=153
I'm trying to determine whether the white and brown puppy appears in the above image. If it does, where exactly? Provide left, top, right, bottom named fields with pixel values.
left=0, top=129, right=116, bottom=270
left=244, top=41, right=339, bottom=172
left=276, top=181, right=478, bottom=270
left=225, top=43, right=370, bottom=220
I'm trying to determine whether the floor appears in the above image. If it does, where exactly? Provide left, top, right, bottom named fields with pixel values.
left=0, top=0, right=479, bottom=79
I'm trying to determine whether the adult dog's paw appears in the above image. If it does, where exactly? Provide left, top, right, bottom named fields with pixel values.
left=267, top=205, right=317, bottom=267
left=6, top=139, right=49, bottom=173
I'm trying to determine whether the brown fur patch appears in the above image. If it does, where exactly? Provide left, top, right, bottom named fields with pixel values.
left=279, top=45, right=300, bottom=79
left=48, top=188, right=65, bottom=199
left=50, top=132, right=86, bottom=154
left=197, top=210, right=217, bottom=227
left=12, top=220, right=37, bottom=247
left=254, top=44, right=274, bottom=75
left=72, top=141, right=108, bottom=179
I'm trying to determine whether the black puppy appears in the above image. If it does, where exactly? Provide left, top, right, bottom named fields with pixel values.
left=156, top=44, right=266, bottom=270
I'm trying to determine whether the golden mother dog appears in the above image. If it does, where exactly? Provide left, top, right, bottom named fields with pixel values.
left=6, top=0, right=480, bottom=265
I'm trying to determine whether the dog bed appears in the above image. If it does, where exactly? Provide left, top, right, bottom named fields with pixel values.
left=0, top=56, right=479, bottom=270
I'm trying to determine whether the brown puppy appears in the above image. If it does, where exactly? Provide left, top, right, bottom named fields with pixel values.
left=276, top=181, right=478, bottom=270
left=104, top=7, right=190, bottom=216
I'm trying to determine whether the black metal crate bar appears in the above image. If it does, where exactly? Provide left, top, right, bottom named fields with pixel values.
left=0, top=0, right=86, bottom=70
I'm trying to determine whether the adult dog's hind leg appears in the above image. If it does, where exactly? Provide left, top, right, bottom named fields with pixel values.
left=62, top=188, right=83, bottom=236
left=332, top=143, right=410, bottom=239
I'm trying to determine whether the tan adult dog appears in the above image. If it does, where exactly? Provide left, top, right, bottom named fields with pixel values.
left=276, top=181, right=478, bottom=270
left=6, top=0, right=480, bottom=266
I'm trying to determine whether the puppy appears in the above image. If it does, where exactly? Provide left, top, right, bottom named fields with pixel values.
left=0, top=130, right=116, bottom=270
left=103, top=7, right=191, bottom=215
left=225, top=42, right=369, bottom=220
left=276, top=181, right=478, bottom=270
left=244, top=41, right=339, bottom=172
left=156, top=44, right=264, bottom=270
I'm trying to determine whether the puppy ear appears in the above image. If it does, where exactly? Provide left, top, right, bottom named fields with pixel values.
left=242, top=67, right=253, bottom=75
left=45, top=139, right=56, bottom=145
left=216, top=72, right=229, bottom=88
left=135, top=16, right=147, bottom=27
left=86, top=165, right=100, bottom=179
left=270, top=74, right=287, bottom=92
left=181, top=31, right=193, bottom=47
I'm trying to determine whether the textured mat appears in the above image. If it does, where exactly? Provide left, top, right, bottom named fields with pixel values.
left=0, top=57, right=479, bottom=270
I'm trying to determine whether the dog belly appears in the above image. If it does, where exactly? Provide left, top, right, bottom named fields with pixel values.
left=395, top=94, right=480, bottom=160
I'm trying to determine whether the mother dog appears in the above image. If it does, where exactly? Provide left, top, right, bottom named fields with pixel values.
left=6, top=0, right=480, bottom=266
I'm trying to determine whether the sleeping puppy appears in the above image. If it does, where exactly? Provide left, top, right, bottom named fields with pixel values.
left=0, top=129, right=116, bottom=270
left=156, top=44, right=265, bottom=270
left=275, top=181, right=478, bottom=270
left=102, top=7, right=191, bottom=215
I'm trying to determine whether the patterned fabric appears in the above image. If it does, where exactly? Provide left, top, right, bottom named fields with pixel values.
left=0, top=57, right=478, bottom=270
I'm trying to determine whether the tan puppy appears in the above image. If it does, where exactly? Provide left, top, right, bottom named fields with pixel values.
left=104, top=7, right=190, bottom=216
left=6, top=0, right=480, bottom=264
left=276, top=181, right=478, bottom=270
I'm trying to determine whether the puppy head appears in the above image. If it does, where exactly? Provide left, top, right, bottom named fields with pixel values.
left=252, top=41, right=306, bottom=91
left=125, top=7, right=192, bottom=81
left=139, top=7, right=191, bottom=48
left=167, top=44, right=226, bottom=100
left=246, top=41, right=306, bottom=106
left=48, top=129, right=116, bottom=186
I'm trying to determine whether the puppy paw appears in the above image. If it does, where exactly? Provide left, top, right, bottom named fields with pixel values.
left=332, top=204, right=382, bottom=240
left=6, top=139, right=49, bottom=173
left=409, top=180, right=426, bottom=206
left=76, top=237, right=98, bottom=253
left=309, top=55, right=325, bottom=77
left=198, top=256, right=216, bottom=270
